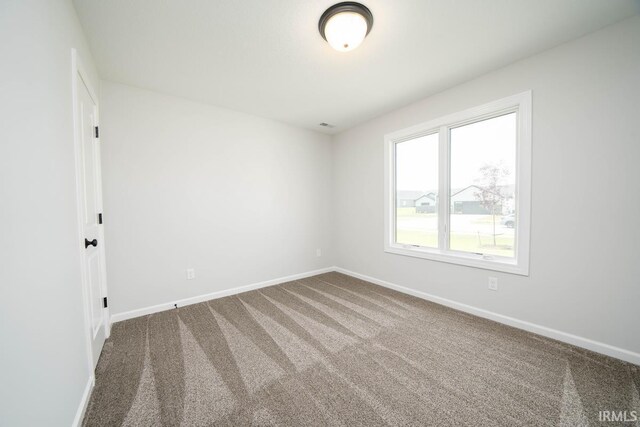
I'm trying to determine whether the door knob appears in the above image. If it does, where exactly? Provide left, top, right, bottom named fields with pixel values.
left=85, top=238, right=98, bottom=248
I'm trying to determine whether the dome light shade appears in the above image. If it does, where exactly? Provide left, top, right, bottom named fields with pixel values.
left=319, top=2, right=373, bottom=52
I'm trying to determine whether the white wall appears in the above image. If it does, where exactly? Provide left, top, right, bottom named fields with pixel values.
left=0, top=1, right=100, bottom=425
left=101, top=82, right=333, bottom=316
left=332, top=16, right=640, bottom=356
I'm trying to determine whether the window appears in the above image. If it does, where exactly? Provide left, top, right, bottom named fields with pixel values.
left=384, top=92, right=531, bottom=275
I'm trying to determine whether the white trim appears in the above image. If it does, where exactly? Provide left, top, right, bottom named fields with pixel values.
left=384, top=91, right=532, bottom=276
left=108, top=264, right=640, bottom=365
left=71, top=375, right=94, bottom=427
left=110, top=267, right=335, bottom=323
left=334, top=267, right=640, bottom=366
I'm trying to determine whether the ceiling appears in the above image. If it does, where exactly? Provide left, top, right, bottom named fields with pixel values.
left=73, top=0, right=639, bottom=134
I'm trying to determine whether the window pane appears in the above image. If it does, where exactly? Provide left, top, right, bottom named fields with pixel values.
left=395, top=133, right=438, bottom=248
left=449, top=113, right=516, bottom=258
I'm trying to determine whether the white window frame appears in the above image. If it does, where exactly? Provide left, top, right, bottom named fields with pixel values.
left=384, top=91, right=532, bottom=275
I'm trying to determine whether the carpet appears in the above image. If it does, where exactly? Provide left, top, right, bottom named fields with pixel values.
left=82, top=272, right=640, bottom=426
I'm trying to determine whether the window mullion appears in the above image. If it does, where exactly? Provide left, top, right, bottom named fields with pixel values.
left=438, top=125, right=449, bottom=252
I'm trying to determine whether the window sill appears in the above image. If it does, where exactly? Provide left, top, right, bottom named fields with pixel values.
left=384, top=244, right=529, bottom=276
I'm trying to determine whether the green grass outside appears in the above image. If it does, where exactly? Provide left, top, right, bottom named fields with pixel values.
left=396, top=208, right=514, bottom=258
left=396, top=207, right=423, bottom=216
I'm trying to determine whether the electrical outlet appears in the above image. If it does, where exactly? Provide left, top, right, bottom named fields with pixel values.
left=488, top=277, right=498, bottom=291
left=186, top=268, right=195, bottom=280
left=316, top=248, right=322, bottom=257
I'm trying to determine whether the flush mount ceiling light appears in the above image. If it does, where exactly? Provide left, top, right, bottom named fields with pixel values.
left=319, top=2, right=373, bottom=52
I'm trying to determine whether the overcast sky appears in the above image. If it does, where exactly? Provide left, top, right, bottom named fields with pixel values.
left=396, top=113, right=516, bottom=192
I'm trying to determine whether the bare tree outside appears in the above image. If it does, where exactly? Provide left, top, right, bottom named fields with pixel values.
left=473, top=161, right=511, bottom=247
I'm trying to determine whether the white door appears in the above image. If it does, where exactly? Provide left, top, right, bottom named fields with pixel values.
left=75, top=63, right=108, bottom=369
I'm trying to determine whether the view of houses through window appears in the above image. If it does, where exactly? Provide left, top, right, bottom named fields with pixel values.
left=396, top=133, right=439, bottom=248
left=449, top=113, right=516, bottom=257
left=395, top=113, right=516, bottom=258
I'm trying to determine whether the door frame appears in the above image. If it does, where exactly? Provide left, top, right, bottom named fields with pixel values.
left=71, top=48, right=110, bottom=375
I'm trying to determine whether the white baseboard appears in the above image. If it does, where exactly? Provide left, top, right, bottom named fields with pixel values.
left=72, top=375, right=94, bottom=427
left=108, top=265, right=639, bottom=366
left=110, top=267, right=335, bottom=323
left=334, top=267, right=640, bottom=366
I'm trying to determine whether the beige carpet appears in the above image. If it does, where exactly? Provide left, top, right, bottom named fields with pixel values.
left=83, top=272, right=640, bottom=426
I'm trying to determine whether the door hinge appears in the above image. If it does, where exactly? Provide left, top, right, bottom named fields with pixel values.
left=94, top=126, right=99, bottom=138
left=98, top=213, right=103, bottom=224
left=103, top=297, right=108, bottom=308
